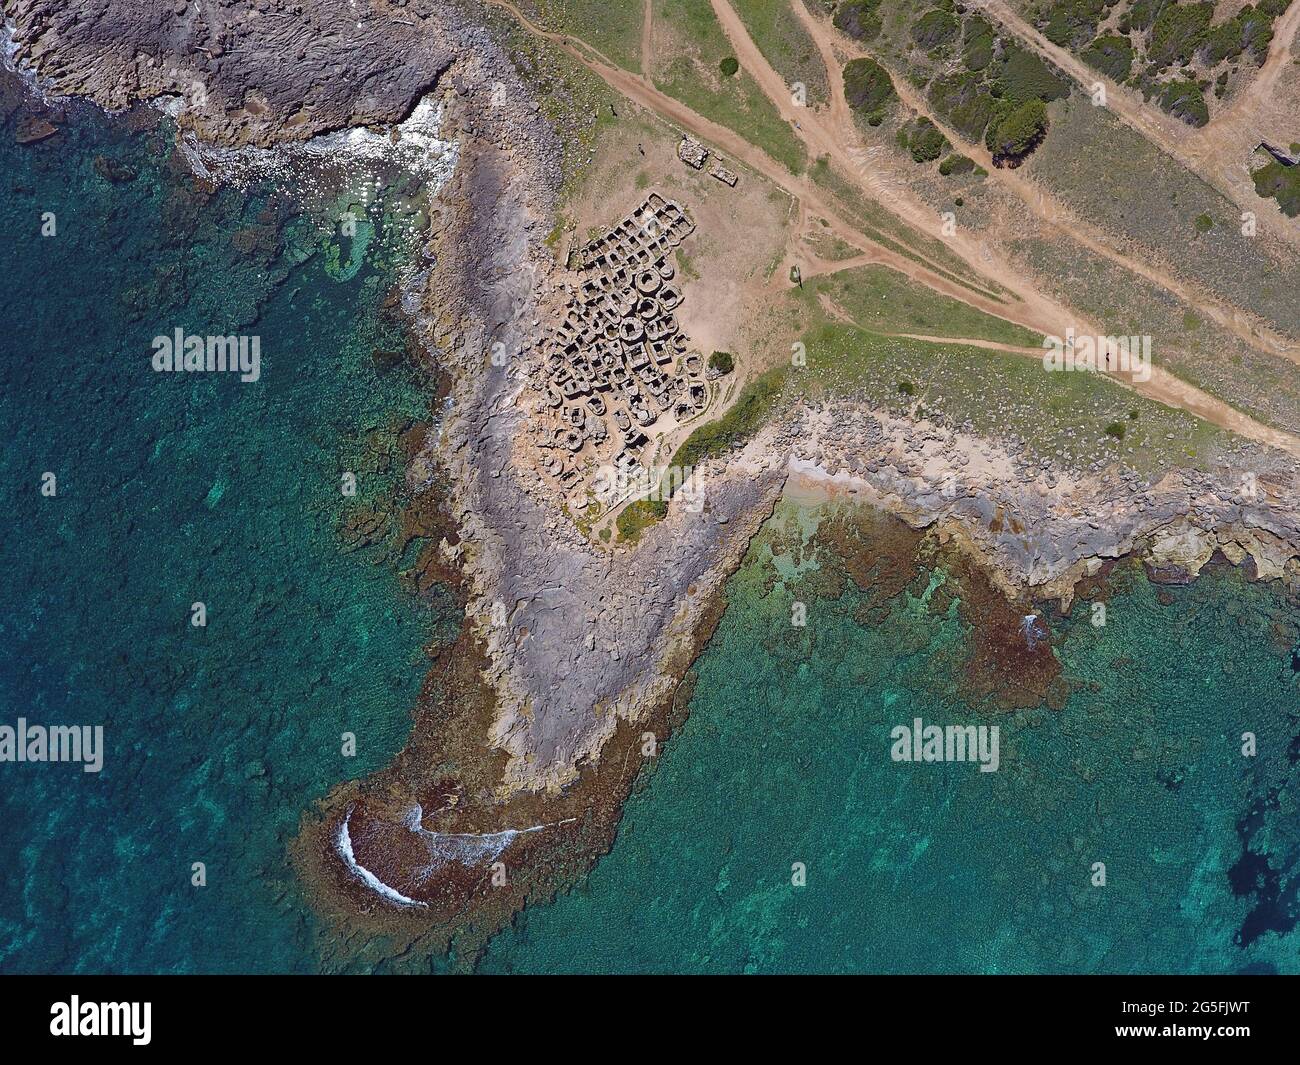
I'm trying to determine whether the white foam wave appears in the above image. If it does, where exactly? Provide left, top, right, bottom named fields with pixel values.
left=178, top=96, right=459, bottom=195
left=335, top=809, right=428, bottom=909
left=335, top=803, right=576, bottom=906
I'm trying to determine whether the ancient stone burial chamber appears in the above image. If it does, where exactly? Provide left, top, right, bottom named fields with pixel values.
left=528, top=194, right=709, bottom=513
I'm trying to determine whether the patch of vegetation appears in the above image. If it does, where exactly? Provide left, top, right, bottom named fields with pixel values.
left=1041, top=0, right=1291, bottom=128
left=616, top=497, right=668, bottom=542
left=1127, top=0, right=1172, bottom=33
left=1202, top=14, right=1246, bottom=65
left=1239, top=3, right=1284, bottom=62
left=719, top=55, right=739, bottom=77
left=1252, top=160, right=1300, bottom=217
left=911, top=7, right=960, bottom=51
left=929, top=70, right=997, bottom=141
left=1193, top=211, right=1214, bottom=235
left=962, top=15, right=996, bottom=71
left=843, top=56, right=896, bottom=114
left=671, top=367, right=790, bottom=471
left=806, top=263, right=1043, bottom=348
left=1104, top=421, right=1127, bottom=440
left=927, top=29, right=1065, bottom=164
left=795, top=323, right=1224, bottom=473
left=902, top=117, right=950, bottom=163
left=708, top=349, right=735, bottom=375
left=986, top=98, right=1049, bottom=166
left=1157, top=78, right=1209, bottom=127
left=1148, top=1, right=1213, bottom=68
left=938, top=153, right=976, bottom=176
left=832, top=0, right=883, bottom=42
left=533, top=0, right=646, bottom=73
left=994, top=44, right=1071, bottom=106
left=1038, top=0, right=1107, bottom=49
left=1080, top=34, right=1135, bottom=81
left=730, top=0, right=831, bottom=106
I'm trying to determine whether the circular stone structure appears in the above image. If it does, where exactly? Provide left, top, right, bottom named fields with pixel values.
left=635, top=268, right=662, bottom=295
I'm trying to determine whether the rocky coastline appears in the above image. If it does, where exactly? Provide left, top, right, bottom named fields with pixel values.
left=11, top=0, right=1300, bottom=964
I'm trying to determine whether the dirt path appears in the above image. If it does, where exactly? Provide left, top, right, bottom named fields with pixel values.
left=640, top=0, right=653, bottom=79
left=792, top=1, right=1297, bottom=363
left=970, top=0, right=1300, bottom=253
left=1209, top=0, right=1300, bottom=132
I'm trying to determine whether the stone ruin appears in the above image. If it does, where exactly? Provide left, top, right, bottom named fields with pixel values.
left=678, top=135, right=709, bottom=170
left=525, top=193, right=713, bottom=513
left=679, top=135, right=739, bottom=186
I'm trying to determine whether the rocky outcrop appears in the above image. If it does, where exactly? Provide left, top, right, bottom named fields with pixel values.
left=743, top=403, right=1300, bottom=611
left=418, top=71, right=785, bottom=794
left=4, top=0, right=480, bottom=146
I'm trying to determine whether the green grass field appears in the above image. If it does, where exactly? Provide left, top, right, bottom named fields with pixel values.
left=794, top=323, right=1224, bottom=473
left=808, top=263, right=1043, bottom=347
left=731, top=0, right=831, bottom=106
left=653, top=0, right=808, bottom=173
left=534, top=0, right=646, bottom=72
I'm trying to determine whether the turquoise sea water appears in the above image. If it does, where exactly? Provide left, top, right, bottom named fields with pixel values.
left=481, top=503, right=1300, bottom=974
left=0, top=97, right=448, bottom=972
left=4, top=101, right=1299, bottom=975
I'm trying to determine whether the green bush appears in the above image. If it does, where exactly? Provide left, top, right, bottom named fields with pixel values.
left=1193, top=212, right=1214, bottom=235
left=1081, top=34, right=1135, bottom=81
left=616, top=497, right=668, bottom=542
left=1148, top=1, right=1213, bottom=68
left=708, top=350, right=735, bottom=375
left=719, top=55, right=739, bottom=77
left=1129, top=0, right=1173, bottom=33
left=995, top=44, right=1071, bottom=105
left=938, top=153, right=975, bottom=176
left=961, top=16, right=996, bottom=72
left=930, top=71, right=996, bottom=141
left=1252, top=160, right=1300, bottom=217
left=1240, top=7, right=1278, bottom=62
left=1158, top=79, right=1209, bottom=127
left=833, top=0, right=883, bottom=42
left=1039, top=0, right=1107, bottom=50
left=987, top=98, right=1049, bottom=163
left=1105, top=421, right=1127, bottom=440
left=1202, top=17, right=1245, bottom=65
left=911, top=8, right=960, bottom=50
left=842, top=57, right=896, bottom=113
left=906, top=117, right=950, bottom=163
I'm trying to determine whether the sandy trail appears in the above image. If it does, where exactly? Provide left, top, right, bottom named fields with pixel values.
left=970, top=0, right=1300, bottom=253
left=640, top=0, right=653, bottom=77
left=486, top=0, right=1300, bottom=455
left=791, top=1, right=1297, bottom=363
left=1209, top=0, right=1300, bottom=132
